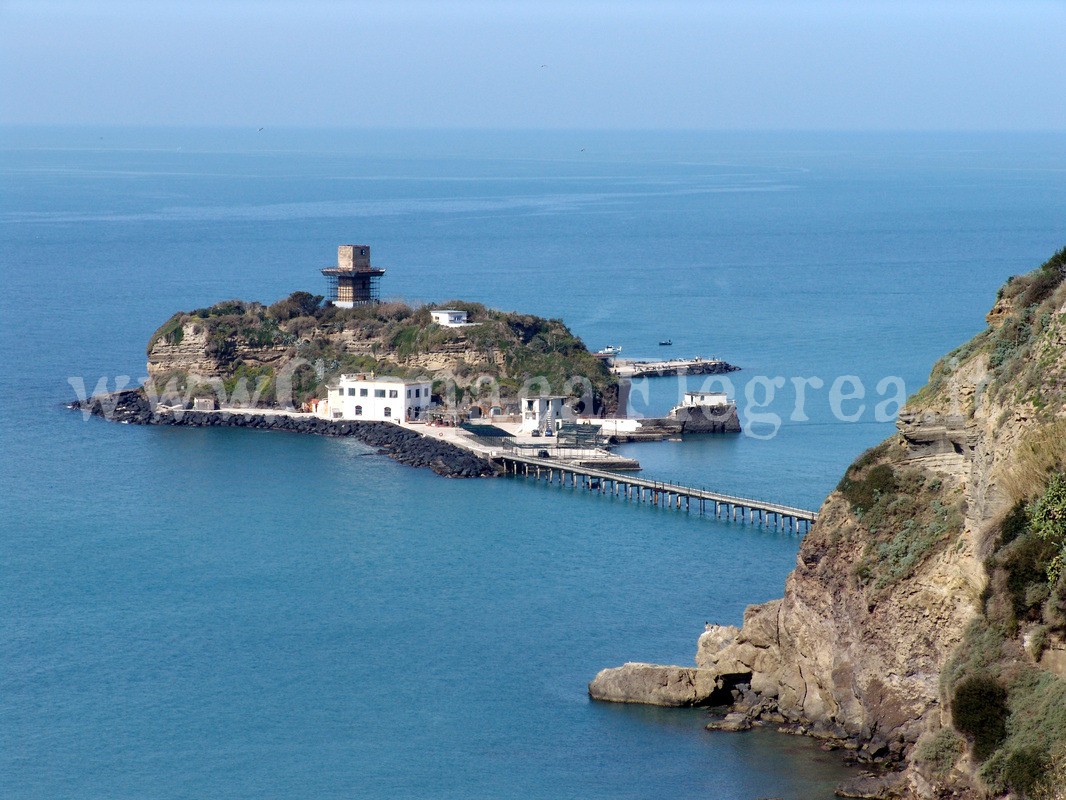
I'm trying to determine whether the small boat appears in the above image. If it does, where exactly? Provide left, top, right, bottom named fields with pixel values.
left=658, top=339, right=672, bottom=346
left=597, top=345, right=622, bottom=356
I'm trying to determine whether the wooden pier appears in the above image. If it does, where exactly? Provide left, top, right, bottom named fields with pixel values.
left=495, top=453, right=817, bottom=532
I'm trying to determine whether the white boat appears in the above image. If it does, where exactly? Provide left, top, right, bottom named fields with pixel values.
left=596, top=345, right=622, bottom=356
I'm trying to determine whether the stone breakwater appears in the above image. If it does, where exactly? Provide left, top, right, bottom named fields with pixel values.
left=71, top=390, right=500, bottom=478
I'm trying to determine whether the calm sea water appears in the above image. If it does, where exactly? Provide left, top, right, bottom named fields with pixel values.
left=2, top=128, right=1064, bottom=799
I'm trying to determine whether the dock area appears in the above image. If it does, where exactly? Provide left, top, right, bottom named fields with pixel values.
left=409, top=420, right=817, bottom=531
left=610, top=357, right=739, bottom=379
left=496, top=452, right=816, bottom=531
left=408, top=419, right=642, bottom=470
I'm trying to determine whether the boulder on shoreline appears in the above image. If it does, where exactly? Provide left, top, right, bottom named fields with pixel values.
left=588, top=662, right=718, bottom=707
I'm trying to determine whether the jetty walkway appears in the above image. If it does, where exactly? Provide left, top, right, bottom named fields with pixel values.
left=495, top=451, right=817, bottom=532
left=416, top=421, right=817, bottom=531
left=611, top=357, right=737, bottom=379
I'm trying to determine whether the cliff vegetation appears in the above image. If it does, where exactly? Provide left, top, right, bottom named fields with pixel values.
left=690, top=246, right=1066, bottom=799
left=145, top=293, right=617, bottom=412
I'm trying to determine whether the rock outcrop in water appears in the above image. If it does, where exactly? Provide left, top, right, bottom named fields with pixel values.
left=588, top=663, right=719, bottom=707
left=591, top=248, right=1066, bottom=799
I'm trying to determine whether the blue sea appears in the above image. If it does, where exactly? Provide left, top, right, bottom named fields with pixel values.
left=2, top=127, right=1064, bottom=799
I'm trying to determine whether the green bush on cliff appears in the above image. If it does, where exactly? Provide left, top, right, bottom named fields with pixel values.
left=842, top=450, right=964, bottom=593
left=837, top=457, right=897, bottom=513
left=268, top=291, right=323, bottom=321
left=952, top=675, right=1009, bottom=761
left=1001, top=499, right=1031, bottom=546
left=862, top=500, right=962, bottom=592
left=999, top=246, right=1066, bottom=309
left=945, top=465, right=1066, bottom=796
left=221, top=364, right=275, bottom=405
left=978, top=670, right=1066, bottom=796
left=917, top=728, right=964, bottom=777
left=1032, top=473, right=1066, bottom=584
left=991, top=746, right=1049, bottom=797
left=989, top=252, right=1066, bottom=404
left=147, top=313, right=187, bottom=350
left=987, top=473, right=1066, bottom=633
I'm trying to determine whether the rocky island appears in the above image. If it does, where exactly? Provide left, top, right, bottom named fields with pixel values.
left=142, top=295, right=620, bottom=411
left=591, top=248, right=1066, bottom=799
left=74, top=292, right=739, bottom=475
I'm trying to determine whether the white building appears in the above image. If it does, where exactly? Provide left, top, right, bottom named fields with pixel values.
left=322, top=374, right=433, bottom=422
left=430, top=309, right=469, bottom=327
left=520, top=395, right=566, bottom=433
left=680, top=390, right=730, bottom=407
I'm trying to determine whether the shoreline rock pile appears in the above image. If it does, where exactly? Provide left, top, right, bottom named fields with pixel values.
left=70, top=389, right=500, bottom=478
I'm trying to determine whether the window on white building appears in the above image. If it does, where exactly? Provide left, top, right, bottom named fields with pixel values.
left=374, top=389, right=386, bottom=398
left=389, top=390, right=398, bottom=398
left=347, top=387, right=356, bottom=396
left=406, top=389, right=411, bottom=398
left=360, top=388, right=368, bottom=397
left=414, top=388, right=420, bottom=397
left=383, top=407, right=392, bottom=417
left=355, top=405, right=362, bottom=416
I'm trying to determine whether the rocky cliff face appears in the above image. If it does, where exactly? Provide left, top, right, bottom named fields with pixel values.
left=144, top=296, right=619, bottom=412
left=700, top=255, right=1066, bottom=798
left=592, top=250, right=1066, bottom=799
left=146, top=320, right=506, bottom=385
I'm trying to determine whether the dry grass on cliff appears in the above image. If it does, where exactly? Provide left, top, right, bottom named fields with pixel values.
left=999, top=420, right=1066, bottom=505
left=1030, top=747, right=1066, bottom=800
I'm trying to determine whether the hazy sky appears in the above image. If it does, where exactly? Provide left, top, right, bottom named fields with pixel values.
left=2, top=0, right=1064, bottom=130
